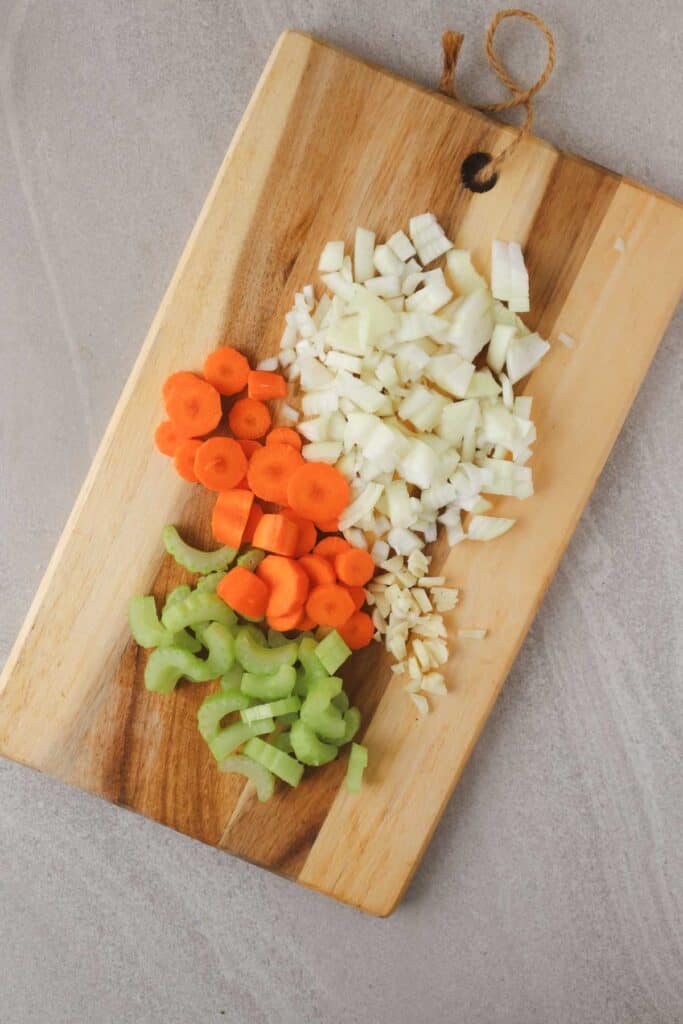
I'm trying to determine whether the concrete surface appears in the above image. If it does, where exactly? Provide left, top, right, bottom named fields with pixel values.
left=0, top=1, right=681, bottom=1021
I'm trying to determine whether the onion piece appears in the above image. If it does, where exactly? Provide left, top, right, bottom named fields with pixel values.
left=467, top=515, right=516, bottom=541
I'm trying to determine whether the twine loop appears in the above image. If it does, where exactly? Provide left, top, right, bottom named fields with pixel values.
left=440, top=9, right=555, bottom=186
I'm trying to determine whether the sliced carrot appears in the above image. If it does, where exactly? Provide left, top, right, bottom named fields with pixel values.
left=247, top=370, right=288, bottom=401
left=347, top=585, right=366, bottom=611
left=314, top=536, right=351, bottom=561
left=246, top=443, right=303, bottom=504
left=211, top=489, right=254, bottom=547
left=256, top=556, right=309, bottom=617
left=266, top=427, right=302, bottom=452
left=173, top=439, right=202, bottom=482
left=252, top=514, right=298, bottom=557
left=267, top=606, right=304, bottom=632
left=280, top=509, right=317, bottom=556
left=154, top=420, right=182, bottom=456
left=217, top=567, right=269, bottom=620
left=315, top=516, right=340, bottom=533
left=237, top=438, right=262, bottom=459
left=228, top=397, right=271, bottom=440
left=203, top=346, right=250, bottom=396
left=287, top=462, right=349, bottom=520
left=242, top=502, right=264, bottom=544
left=194, top=437, right=248, bottom=492
left=165, top=375, right=222, bottom=437
left=335, top=547, right=375, bottom=587
left=162, top=371, right=199, bottom=403
left=306, top=583, right=355, bottom=628
left=337, top=611, right=375, bottom=650
left=297, top=612, right=317, bottom=631
left=298, top=553, right=336, bottom=587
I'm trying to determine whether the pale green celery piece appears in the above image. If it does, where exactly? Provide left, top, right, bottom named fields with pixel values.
left=237, top=549, right=266, bottom=572
left=144, top=646, right=217, bottom=693
left=234, top=627, right=298, bottom=674
left=217, top=754, right=275, bottom=801
left=300, top=676, right=345, bottom=742
left=272, top=731, right=294, bottom=754
left=267, top=629, right=290, bottom=648
left=240, top=623, right=266, bottom=644
left=243, top=737, right=304, bottom=787
left=346, top=742, right=368, bottom=793
left=164, top=584, right=192, bottom=609
left=290, top=719, right=339, bottom=767
left=172, top=630, right=203, bottom=654
left=315, top=630, right=352, bottom=674
left=240, top=696, right=301, bottom=725
left=196, top=571, right=226, bottom=593
left=129, top=596, right=172, bottom=648
left=161, top=591, right=236, bottom=633
left=197, top=688, right=250, bottom=742
left=162, top=524, right=236, bottom=574
left=332, top=691, right=350, bottom=714
left=241, top=664, right=297, bottom=700
left=194, top=622, right=235, bottom=675
left=277, top=711, right=300, bottom=726
left=294, top=667, right=309, bottom=698
left=209, top=718, right=274, bottom=762
left=219, top=664, right=243, bottom=691
left=337, top=706, right=361, bottom=746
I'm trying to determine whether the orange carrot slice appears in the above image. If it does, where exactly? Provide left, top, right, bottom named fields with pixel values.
left=165, top=375, right=222, bottom=437
left=334, top=547, right=375, bottom=586
left=203, top=347, right=250, bottom=396
left=280, top=509, right=317, bottom=556
left=287, top=462, right=349, bottom=520
left=256, top=556, right=309, bottom=617
left=314, top=516, right=340, bottom=533
left=267, top=606, right=304, bottom=632
left=154, top=420, right=182, bottom=456
left=297, top=612, right=317, bottom=631
left=246, top=443, right=304, bottom=504
left=337, top=610, right=375, bottom=649
left=266, top=427, right=302, bottom=452
left=306, top=583, right=355, bottom=628
left=217, top=567, right=269, bottom=620
left=194, top=437, right=248, bottom=492
left=162, top=371, right=199, bottom=403
left=173, top=439, right=202, bottom=482
left=237, top=438, right=262, bottom=459
left=298, top=553, right=336, bottom=587
left=252, top=514, right=299, bottom=557
left=211, top=489, right=254, bottom=547
left=314, top=536, right=350, bottom=561
left=247, top=370, right=288, bottom=401
left=242, top=502, right=264, bottom=544
left=346, top=585, right=366, bottom=611
left=228, top=397, right=271, bottom=439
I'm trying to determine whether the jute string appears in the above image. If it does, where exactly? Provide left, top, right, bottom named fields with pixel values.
left=439, top=9, right=555, bottom=184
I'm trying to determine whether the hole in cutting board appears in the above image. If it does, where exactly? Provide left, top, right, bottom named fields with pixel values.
left=461, top=152, right=498, bottom=193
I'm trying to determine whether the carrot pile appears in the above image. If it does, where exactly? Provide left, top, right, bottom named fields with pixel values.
left=154, top=346, right=376, bottom=649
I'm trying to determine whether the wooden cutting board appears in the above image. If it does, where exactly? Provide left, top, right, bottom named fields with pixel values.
left=1, top=31, right=682, bottom=916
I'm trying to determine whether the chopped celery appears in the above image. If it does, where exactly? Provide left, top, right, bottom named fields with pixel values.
left=197, top=688, right=250, bottom=742
left=144, top=645, right=216, bottom=693
left=300, top=676, right=345, bottom=742
left=332, top=691, right=350, bottom=714
left=240, top=696, right=301, bottom=724
left=161, top=591, right=237, bottom=633
left=128, top=596, right=173, bottom=648
left=219, top=664, right=243, bottom=691
left=298, top=637, right=329, bottom=682
left=338, top=706, right=361, bottom=746
left=267, top=629, right=290, bottom=648
left=304, top=675, right=343, bottom=704
left=277, top=711, right=300, bottom=725
left=241, top=664, right=297, bottom=700
left=209, top=718, right=274, bottom=762
left=172, top=631, right=203, bottom=654
left=290, top=719, right=339, bottom=766
left=345, top=742, right=368, bottom=793
left=315, top=630, right=352, bottom=674
left=162, top=524, right=236, bottom=574
left=272, top=731, right=294, bottom=754
left=243, top=737, right=304, bottom=787
left=217, top=754, right=275, bottom=801
left=234, top=627, right=298, bottom=674
left=194, top=622, right=235, bottom=675
left=196, top=571, right=226, bottom=593
left=237, top=548, right=266, bottom=572
left=164, top=584, right=192, bottom=609
left=294, top=667, right=309, bottom=698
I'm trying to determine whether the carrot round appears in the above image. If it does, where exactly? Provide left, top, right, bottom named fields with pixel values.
left=242, top=502, right=264, bottom=544
left=314, top=536, right=350, bottom=561
left=246, top=443, right=303, bottom=504
left=217, top=566, right=269, bottom=620
left=338, top=610, right=375, bottom=650
left=335, top=547, right=375, bottom=586
left=267, top=606, right=304, bottom=632
left=228, top=397, right=271, bottom=440
left=203, top=346, right=250, bottom=396
left=247, top=370, right=288, bottom=401
left=287, top=462, right=349, bottom=520
left=212, top=489, right=254, bottom=547
left=154, top=420, right=182, bottom=456
left=266, top=427, right=302, bottom=452
left=306, top=583, right=355, bottom=628
left=162, top=371, right=198, bottom=403
left=298, top=553, right=336, bottom=587
left=252, top=513, right=299, bottom=557
left=280, top=509, right=317, bottom=557
left=165, top=375, right=222, bottom=437
left=237, top=438, right=262, bottom=459
left=194, top=437, right=248, bottom=492
left=347, top=585, right=366, bottom=611
left=314, top=516, right=340, bottom=533
left=173, top=439, right=202, bottom=482
left=256, top=556, right=309, bottom=617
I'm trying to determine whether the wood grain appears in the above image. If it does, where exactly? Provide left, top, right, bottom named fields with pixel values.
left=0, top=31, right=681, bottom=915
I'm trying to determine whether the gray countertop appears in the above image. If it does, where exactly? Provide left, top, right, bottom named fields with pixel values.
left=1, top=2, right=681, bottom=1022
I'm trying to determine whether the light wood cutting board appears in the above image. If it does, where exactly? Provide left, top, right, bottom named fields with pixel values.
left=1, top=31, right=682, bottom=916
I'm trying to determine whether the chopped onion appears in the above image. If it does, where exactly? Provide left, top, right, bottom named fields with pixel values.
left=387, top=229, right=416, bottom=261
left=319, top=240, right=345, bottom=272
left=256, top=356, right=279, bottom=372
left=467, top=515, right=515, bottom=541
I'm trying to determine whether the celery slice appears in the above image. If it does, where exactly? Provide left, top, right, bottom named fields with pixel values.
left=161, top=591, right=236, bottom=633
left=241, top=664, right=297, bottom=700
left=164, top=584, right=192, bottom=609
left=332, top=691, right=350, bottom=714
left=337, top=706, right=361, bottom=746
left=277, top=711, right=300, bottom=725
left=144, top=646, right=217, bottom=693
left=128, top=596, right=172, bottom=648
left=345, top=742, right=368, bottom=793
left=267, top=629, right=290, bottom=648
left=240, top=696, right=301, bottom=724
left=198, top=688, right=250, bottom=742
left=237, top=548, right=266, bottom=572
left=217, top=754, right=275, bottom=801
left=219, top=664, right=243, bottom=691
left=172, top=631, right=203, bottom=654
left=209, top=718, right=274, bottom=762
left=290, top=719, right=339, bottom=767
left=196, top=571, right=226, bottom=593
left=300, top=677, right=345, bottom=742
left=315, top=630, right=352, bottom=674
left=298, top=637, right=329, bottom=681
left=162, top=524, right=236, bottom=574
left=294, top=667, right=309, bottom=698
left=243, top=737, right=304, bottom=787
left=234, top=627, right=298, bottom=674
left=194, top=622, right=235, bottom=675
left=272, top=731, right=294, bottom=754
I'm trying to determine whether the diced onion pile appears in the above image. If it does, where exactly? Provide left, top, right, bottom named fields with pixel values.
left=277, top=215, right=551, bottom=707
